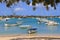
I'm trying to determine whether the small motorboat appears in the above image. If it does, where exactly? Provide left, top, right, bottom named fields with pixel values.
left=28, top=28, right=37, bottom=34
left=36, top=18, right=50, bottom=23
left=45, top=21, right=59, bottom=26
left=18, top=18, right=22, bottom=19
left=19, top=25, right=32, bottom=29
left=2, top=18, right=10, bottom=21
left=5, top=24, right=18, bottom=27
left=4, top=21, right=22, bottom=27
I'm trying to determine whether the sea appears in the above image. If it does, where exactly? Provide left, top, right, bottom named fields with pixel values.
left=0, top=17, right=60, bottom=35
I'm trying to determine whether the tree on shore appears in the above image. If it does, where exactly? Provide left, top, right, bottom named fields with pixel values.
left=0, top=0, right=60, bottom=10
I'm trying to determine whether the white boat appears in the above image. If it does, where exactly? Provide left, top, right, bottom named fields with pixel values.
left=19, top=25, right=32, bottom=29
left=18, top=18, right=22, bottom=20
left=5, top=24, right=18, bottom=27
left=28, top=30, right=36, bottom=34
left=2, top=18, right=10, bottom=21
left=5, top=21, right=22, bottom=27
left=45, top=21, right=59, bottom=26
left=36, top=18, right=49, bottom=22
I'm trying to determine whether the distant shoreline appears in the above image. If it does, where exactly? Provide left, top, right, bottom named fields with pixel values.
left=0, top=16, right=60, bottom=18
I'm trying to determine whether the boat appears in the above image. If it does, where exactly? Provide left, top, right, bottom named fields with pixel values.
left=4, top=21, right=22, bottom=27
left=45, top=21, right=59, bottom=26
left=19, top=25, right=32, bottom=29
left=28, top=28, right=37, bottom=34
left=5, top=24, right=19, bottom=27
left=2, top=18, right=10, bottom=21
left=36, top=18, right=49, bottom=23
left=18, top=18, right=22, bottom=20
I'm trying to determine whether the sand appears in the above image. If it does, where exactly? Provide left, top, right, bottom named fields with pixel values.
left=0, top=34, right=60, bottom=40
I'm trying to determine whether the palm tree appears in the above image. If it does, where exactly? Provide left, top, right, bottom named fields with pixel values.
left=0, top=0, right=60, bottom=10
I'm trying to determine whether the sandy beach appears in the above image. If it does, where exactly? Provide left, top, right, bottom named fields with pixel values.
left=0, top=34, right=60, bottom=40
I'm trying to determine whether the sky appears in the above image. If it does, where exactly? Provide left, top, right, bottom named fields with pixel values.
left=0, top=1, right=60, bottom=16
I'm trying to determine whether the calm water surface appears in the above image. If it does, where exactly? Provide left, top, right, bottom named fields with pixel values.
left=0, top=17, right=60, bottom=35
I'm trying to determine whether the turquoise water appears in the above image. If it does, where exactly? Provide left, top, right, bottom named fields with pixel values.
left=0, top=17, right=60, bottom=35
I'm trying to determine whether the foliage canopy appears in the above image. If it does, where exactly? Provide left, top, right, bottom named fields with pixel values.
left=0, top=0, right=60, bottom=10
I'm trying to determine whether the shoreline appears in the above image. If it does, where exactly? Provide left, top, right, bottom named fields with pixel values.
left=0, top=16, right=60, bottom=20
left=0, top=34, right=60, bottom=37
left=0, top=34, right=60, bottom=40
left=0, top=16, right=60, bottom=18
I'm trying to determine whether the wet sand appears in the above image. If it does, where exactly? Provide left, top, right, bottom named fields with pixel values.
left=0, top=34, right=60, bottom=40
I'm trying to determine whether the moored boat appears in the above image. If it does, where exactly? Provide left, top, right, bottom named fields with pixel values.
left=2, top=18, right=10, bottom=21
left=5, top=24, right=19, bottom=27
left=4, top=21, right=22, bottom=27
left=45, top=21, right=59, bottom=26
left=28, top=28, right=37, bottom=34
left=19, top=25, right=32, bottom=29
